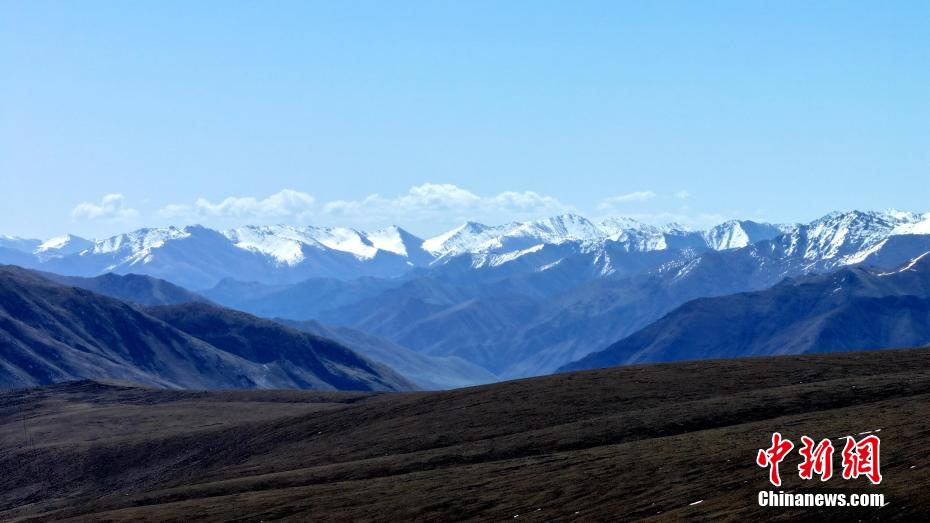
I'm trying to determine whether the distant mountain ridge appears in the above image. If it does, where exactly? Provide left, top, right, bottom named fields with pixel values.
left=560, top=251, right=930, bottom=372
left=4, top=210, right=930, bottom=382
left=37, top=271, right=210, bottom=306
left=0, top=212, right=908, bottom=290
left=0, top=265, right=414, bottom=391
left=8, top=210, right=926, bottom=288
left=3, top=209, right=928, bottom=288
left=14, top=268, right=486, bottom=390
left=197, top=210, right=930, bottom=379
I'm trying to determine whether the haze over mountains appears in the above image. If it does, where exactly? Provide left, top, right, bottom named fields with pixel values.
left=3, top=209, right=930, bottom=387
left=279, top=318, right=497, bottom=390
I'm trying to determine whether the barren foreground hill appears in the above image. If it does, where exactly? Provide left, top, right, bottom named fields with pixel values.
left=3, top=348, right=930, bottom=521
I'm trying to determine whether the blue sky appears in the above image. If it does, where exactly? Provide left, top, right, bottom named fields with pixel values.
left=2, top=1, right=928, bottom=239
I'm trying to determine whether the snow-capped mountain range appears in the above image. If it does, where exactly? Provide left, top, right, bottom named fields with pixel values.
left=420, top=214, right=794, bottom=259
left=1, top=210, right=928, bottom=289
left=4, top=210, right=930, bottom=382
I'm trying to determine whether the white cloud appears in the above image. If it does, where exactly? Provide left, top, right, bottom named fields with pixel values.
left=321, top=183, right=570, bottom=227
left=150, top=184, right=731, bottom=235
left=158, top=189, right=315, bottom=220
left=490, top=190, right=564, bottom=210
left=322, top=183, right=485, bottom=217
left=597, top=191, right=656, bottom=209
left=611, top=190, right=657, bottom=202
left=394, top=183, right=482, bottom=210
left=71, top=194, right=139, bottom=222
left=156, top=204, right=191, bottom=219
left=322, top=194, right=382, bottom=217
left=156, top=184, right=569, bottom=232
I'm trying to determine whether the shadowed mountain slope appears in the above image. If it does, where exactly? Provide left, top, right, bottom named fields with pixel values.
left=37, top=271, right=210, bottom=306
left=0, top=265, right=413, bottom=391
left=562, top=252, right=930, bottom=371
left=18, top=268, right=470, bottom=390
left=146, top=302, right=415, bottom=392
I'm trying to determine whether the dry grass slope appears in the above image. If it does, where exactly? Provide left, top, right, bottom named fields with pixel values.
left=3, top=348, right=930, bottom=521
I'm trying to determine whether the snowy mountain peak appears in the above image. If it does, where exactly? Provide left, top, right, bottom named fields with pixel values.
left=511, top=214, right=602, bottom=243
left=422, top=221, right=496, bottom=257
left=366, top=226, right=426, bottom=258
left=891, top=212, right=930, bottom=235
left=307, top=227, right=379, bottom=260
left=883, top=208, right=920, bottom=221
left=776, top=209, right=925, bottom=266
left=2, top=209, right=928, bottom=289
left=599, top=216, right=648, bottom=233
left=657, top=222, right=692, bottom=233
left=93, top=226, right=193, bottom=256
left=223, top=225, right=321, bottom=266
left=221, top=224, right=429, bottom=265
left=702, top=220, right=791, bottom=251
left=424, top=214, right=605, bottom=259
left=597, top=218, right=666, bottom=250
left=366, top=226, right=406, bottom=256
left=33, top=234, right=94, bottom=261
left=424, top=214, right=794, bottom=259
left=36, top=234, right=92, bottom=253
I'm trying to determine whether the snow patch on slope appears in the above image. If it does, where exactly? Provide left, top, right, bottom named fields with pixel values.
left=366, top=226, right=409, bottom=256
left=877, top=251, right=930, bottom=276
left=310, top=228, right=378, bottom=259
left=423, top=222, right=498, bottom=257
left=224, top=225, right=319, bottom=266
left=93, top=227, right=193, bottom=268
left=224, top=225, right=416, bottom=264
left=483, top=244, right=546, bottom=267
left=892, top=212, right=930, bottom=235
